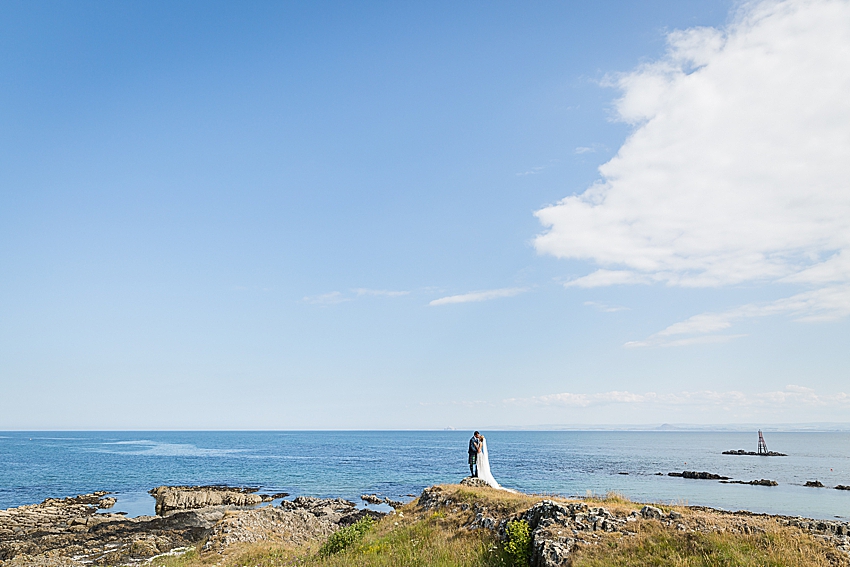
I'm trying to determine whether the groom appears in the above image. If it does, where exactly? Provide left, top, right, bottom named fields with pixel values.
left=468, top=431, right=482, bottom=477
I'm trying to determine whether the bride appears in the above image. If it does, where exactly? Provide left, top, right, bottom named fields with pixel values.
left=476, top=435, right=508, bottom=490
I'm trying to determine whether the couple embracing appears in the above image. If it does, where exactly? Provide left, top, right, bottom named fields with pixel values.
left=467, top=431, right=502, bottom=489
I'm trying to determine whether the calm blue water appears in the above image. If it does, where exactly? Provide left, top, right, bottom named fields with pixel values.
left=1, top=431, right=849, bottom=520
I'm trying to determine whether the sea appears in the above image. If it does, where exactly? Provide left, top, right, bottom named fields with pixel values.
left=1, top=431, right=849, bottom=520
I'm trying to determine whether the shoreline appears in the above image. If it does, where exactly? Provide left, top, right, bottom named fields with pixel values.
left=2, top=481, right=849, bottom=566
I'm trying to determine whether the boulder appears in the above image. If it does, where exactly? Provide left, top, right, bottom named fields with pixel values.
left=460, top=477, right=491, bottom=488
left=805, top=480, right=825, bottom=488
left=640, top=505, right=664, bottom=519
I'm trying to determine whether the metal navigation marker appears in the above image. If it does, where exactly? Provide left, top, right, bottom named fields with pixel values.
left=722, top=430, right=786, bottom=456
left=757, top=430, right=768, bottom=455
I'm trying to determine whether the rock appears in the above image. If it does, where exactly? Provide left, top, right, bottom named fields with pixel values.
left=532, top=535, right=574, bottom=567
left=417, top=486, right=445, bottom=510
left=360, top=493, right=406, bottom=508
left=836, top=485, right=850, bottom=491
left=522, top=500, right=581, bottom=530
left=148, top=486, right=265, bottom=515
left=0, top=493, right=218, bottom=565
left=640, top=505, right=664, bottom=519
left=720, top=479, right=778, bottom=486
left=805, top=480, right=825, bottom=488
left=0, top=489, right=387, bottom=566
left=668, top=471, right=731, bottom=480
left=460, top=477, right=491, bottom=488
left=361, top=494, right=384, bottom=505
left=203, top=496, right=384, bottom=553
left=722, top=449, right=787, bottom=456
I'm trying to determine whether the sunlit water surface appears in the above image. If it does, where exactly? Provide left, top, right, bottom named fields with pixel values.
left=1, top=431, right=848, bottom=519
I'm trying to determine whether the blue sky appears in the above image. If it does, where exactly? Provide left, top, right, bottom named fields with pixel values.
left=2, top=0, right=848, bottom=429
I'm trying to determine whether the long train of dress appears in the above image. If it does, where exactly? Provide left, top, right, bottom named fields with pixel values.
left=476, top=438, right=514, bottom=492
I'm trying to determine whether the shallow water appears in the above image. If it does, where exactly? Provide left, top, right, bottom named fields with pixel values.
left=1, top=431, right=848, bottom=519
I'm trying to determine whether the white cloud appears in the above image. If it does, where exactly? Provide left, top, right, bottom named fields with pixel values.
left=429, top=287, right=527, bottom=306
left=302, top=291, right=350, bottom=305
left=535, top=0, right=850, bottom=339
left=628, top=285, right=850, bottom=346
left=507, top=385, right=850, bottom=409
left=353, top=288, right=410, bottom=297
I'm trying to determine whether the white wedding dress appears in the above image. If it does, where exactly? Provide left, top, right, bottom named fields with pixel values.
left=476, top=438, right=503, bottom=490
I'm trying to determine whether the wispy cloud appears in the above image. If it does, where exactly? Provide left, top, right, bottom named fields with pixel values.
left=583, top=301, right=630, bottom=313
left=304, top=288, right=410, bottom=305
left=302, top=291, right=350, bottom=305
left=353, top=288, right=410, bottom=297
left=516, top=166, right=546, bottom=176
left=574, top=144, right=605, bottom=155
left=506, top=386, right=850, bottom=409
left=627, top=286, right=850, bottom=346
left=516, top=159, right=561, bottom=177
left=533, top=0, right=850, bottom=342
left=429, top=287, right=527, bottom=306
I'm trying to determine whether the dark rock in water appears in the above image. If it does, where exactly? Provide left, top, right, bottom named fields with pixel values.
left=720, top=479, right=778, bottom=486
left=361, top=494, right=384, bottom=505
left=618, top=472, right=629, bottom=475
left=270, top=492, right=290, bottom=499
left=722, top=449, right=787, bottom=456
left=805, top=480, right=825, bottom=488
left=836, top=485, right=850, bottom=491
left=360, top=493, right=405, bottom=508
left=668, top=471, right=731, bottom=480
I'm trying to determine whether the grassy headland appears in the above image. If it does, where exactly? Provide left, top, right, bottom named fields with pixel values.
left=151, top=485, right=849, bottom=567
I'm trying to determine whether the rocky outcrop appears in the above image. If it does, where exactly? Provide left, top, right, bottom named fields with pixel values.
left=0, top=489, right=383, bottom=566
left=0, top=492, right=222, bottom=566
left=360, top=494, right=406, bottom=509
left=805, top=480, right=825, bottom=488
left=720, top=479, right=778, bottom=486
left=836, top=485, right=850, bottom=491
left=669, top=471, right=731, bottom=480
left=418, top=483, right=850, bottom=566
left=148, top=486, right=278, bottom=515
left=202, top=497, right=382, bottom=553
left=722, top=449, right=787, bottom=456
left=361, top=494, right=383, bottom=505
